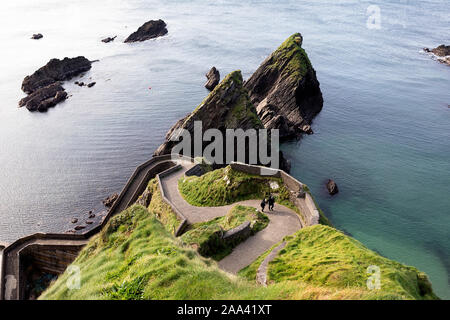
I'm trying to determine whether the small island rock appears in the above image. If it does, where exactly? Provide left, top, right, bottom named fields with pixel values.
left=19, top=56, right=91, bottom=112
left=326, top=179, right=339, bottom=195
left=124, top=19, right=168, bottom=43
left=31, top=33, right=43, bottom=40
left=101, top=36, right=117, bottom=43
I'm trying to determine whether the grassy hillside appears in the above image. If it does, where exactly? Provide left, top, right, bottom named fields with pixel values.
left=41, top=205, right=378, bottom=300
left=40, top=167, right=437, bottom=300
left=178, top=165, right=291, bottom=207
left=240, top=225, right=437, bottom=300
left=179, top=165, right=329, bottom=226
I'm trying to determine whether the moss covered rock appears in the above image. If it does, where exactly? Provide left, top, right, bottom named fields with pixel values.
left=245, top=33, right=323, bottom=140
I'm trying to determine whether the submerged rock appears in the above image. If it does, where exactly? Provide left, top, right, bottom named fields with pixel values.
left=154, top=70, right=290, bottom=172
left=244, top=33, right=323, bottom=140
left=31, top=33, right=43, bottom=40
left=205, top=67, right=220, bottom=91
left=101, top=36, right=117, bottom=43
left=19, top=56, right=91, bottom=112
left=326, top=179, right=339, bottom=195
left=103, top=193, right=119, bottom=208
left=124, top=19, right=168, bottom=43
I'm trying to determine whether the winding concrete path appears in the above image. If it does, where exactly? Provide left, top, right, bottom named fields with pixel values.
left=160, top=161, right=303, bottom=274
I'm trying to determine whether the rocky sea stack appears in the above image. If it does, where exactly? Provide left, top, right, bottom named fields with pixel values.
left=245, top=33, right=323, bottom=140
left=154, top=70, right=290, bottom=171
left=19, top=56, right=92, bottom=112
left=124, top=19, right=168, bottom=43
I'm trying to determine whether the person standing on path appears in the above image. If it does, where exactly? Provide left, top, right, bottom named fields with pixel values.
left=268, top=194, right=275, bottom=211
left=261, top=198, right=266, bottom=212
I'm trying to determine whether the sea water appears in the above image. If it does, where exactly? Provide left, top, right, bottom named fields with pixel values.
left=0, top=0, right=448, bottom=298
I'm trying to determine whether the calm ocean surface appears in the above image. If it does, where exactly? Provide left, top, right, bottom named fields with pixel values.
left=0, top=0, right=448, bottom=298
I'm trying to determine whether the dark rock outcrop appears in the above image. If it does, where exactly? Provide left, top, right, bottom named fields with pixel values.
left=22, top=57, right=91, bottom=94
left=326, top=179, right=339, bottom=195
left=154, top=70, right=289, bottom=171
left=31, top=33, right=43, bottom=40
left=244, top=33, right=323, bottom=140
left=424, top=45, right=450, bottom=57
left=205, top=67, right=220, bottom=90
left=102, top=36, right=117, bottom=43
left=424, top=45, right=450, bottom=66
left=124, top=19, right=168, bottom=43
left=18, top=83, right=67, bottom=112
left=103, top=193, right=119, bottom=208
left=19, top=57, right=91, bottom=112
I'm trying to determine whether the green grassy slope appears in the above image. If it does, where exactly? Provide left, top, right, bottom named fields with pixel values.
left=240, top=225, right=437, bottom=300
left=41, top=205, right=379, bottom=300
left=41, top=168, right=438, bottom=300
left=178, top=166, right=290, bottom=207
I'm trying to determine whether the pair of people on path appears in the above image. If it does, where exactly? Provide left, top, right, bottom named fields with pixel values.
left=261, top=195, right=275, bottom=212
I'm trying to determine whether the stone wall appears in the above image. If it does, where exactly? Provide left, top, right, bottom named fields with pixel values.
left=157, top=165, right=189, bottom=236
left=18, top=244, right=84, bottom=300
left=223, top=221, right=252, bottom=246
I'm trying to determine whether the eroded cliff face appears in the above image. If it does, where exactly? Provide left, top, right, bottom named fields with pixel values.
left=244, top=33, right=323, bottom=140
left=154, top=70, right=289, bottom=171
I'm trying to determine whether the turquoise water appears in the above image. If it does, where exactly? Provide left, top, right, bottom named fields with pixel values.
left=0, top=0, right=448, bottom=298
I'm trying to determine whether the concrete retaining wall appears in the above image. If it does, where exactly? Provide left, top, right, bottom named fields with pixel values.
left=17, top=244, right=84, bottom=300
left=223, top=221, right=252, bottom=246
left=157, top=165, right=189, bottom=236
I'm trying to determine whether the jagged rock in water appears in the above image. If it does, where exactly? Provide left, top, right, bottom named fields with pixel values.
left=19, top=56, right=91, bottom=112
left=101, top=36, right=117, bottom=43
left=154, top=70, right=290, bottom=171
left=22, top=56, right=91, bottom=94
left=326, top=179, right=339, bottom=195
left=124, top=19, right=168, bottom=43
left=424, top=45, right=450, bottom=66
left=31, top=33, right=43, bottom=40
left=244, top=33, right=323, bottom=140
left=205, top=67, right=220, bottom=90
left=18, top=83, right=67, bottom=112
